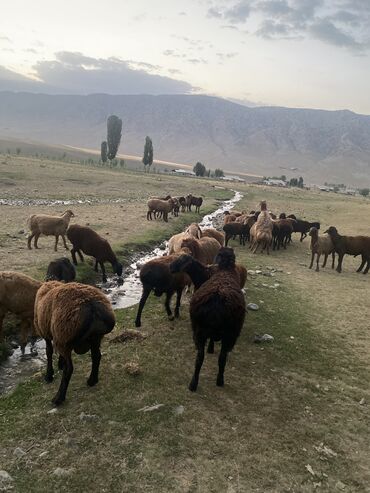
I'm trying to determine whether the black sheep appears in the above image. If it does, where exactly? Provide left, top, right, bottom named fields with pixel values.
left=187, top=247, right=246, bottom=391
left=135, top=255, right=190, bottom=327
left=45, top=258, right=76, bottom=282
left=287, top=215, right=320, bottom=242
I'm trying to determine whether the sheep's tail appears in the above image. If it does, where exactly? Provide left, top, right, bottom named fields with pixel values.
left=73, top=301, right=115, bottom=345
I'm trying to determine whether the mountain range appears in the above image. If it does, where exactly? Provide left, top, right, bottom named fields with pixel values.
left=0, top=91, right=370, bottom=186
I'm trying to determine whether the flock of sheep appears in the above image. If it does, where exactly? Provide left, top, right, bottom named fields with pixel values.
left=1, top=195, right=369, bottom=406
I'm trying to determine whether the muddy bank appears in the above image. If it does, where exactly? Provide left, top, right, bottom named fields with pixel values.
left=0, top=191, right=243, bottom=395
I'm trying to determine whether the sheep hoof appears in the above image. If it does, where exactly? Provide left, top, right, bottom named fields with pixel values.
left=188, top=381, right=197, bottom=392
left=51, top=395, right=65, bottom=406
left=87, top=376, right=98, bottom=387
left=216, top=377, right=224, bottom=387
left=44, top=373, right=54, bottom=383
left=168, top=315, right=175, bottom=321
left=135, top=320, right=141, bottom=328
left=315, top=268, right=319, bottom=272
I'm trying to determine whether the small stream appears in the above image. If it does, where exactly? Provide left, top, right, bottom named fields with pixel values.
left=0, top=190, right=243, bottom=395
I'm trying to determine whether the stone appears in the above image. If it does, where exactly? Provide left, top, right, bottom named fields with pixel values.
left=173, top=405, right=185, bottom=415
left=247, top=303, right=259, bottom=311
left=79, top=412, right=98, bottom=421
left=254, top=334, right=274, bottom=343
left=0, top=470, right=13, bottom=483
left=13, top=447, right=26, bottom=458
left=52, top=467, right=74, bottom=477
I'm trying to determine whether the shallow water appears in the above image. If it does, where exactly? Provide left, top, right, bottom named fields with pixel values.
left=0, top=190, right=243, bottom=395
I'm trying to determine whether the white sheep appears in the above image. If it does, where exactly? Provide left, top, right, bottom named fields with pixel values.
left=0, top=271, right=42, bottom=354
left=27, top=209, right=75, bottom=251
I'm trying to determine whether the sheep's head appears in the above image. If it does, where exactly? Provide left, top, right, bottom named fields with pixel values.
left=324, top=226, right=338, bottom=236
left=64, top=210, right=75, bottom=218
left=185, top=223, right=202, bottom=239
left=279, top=213, right=286, bottom=219
left=169, top=254, right=193, bottom=274
left=309, top=227, right=318, bottom=237
left=260, top=201, right=267, bottom=211
left=215, top=247, right=236, bottom=270
left=180, top=237, right=197, bottom=256
left=114, top=261, right=123, bottom=277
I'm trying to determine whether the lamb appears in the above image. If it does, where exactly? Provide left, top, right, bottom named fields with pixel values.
left=308, top=227, right=335, bottom=272
left=147, top=198, right=175, bottom=222
left=185, top=194, right=193, bottom=212
left=250, top=201, right=273, bottom=254
left=168, top=223, right=202, bottom=255
left=201, top=228, right=225, bottom=247
left=34, top=281, right=115, bottom=405
left=180, top=237, right=221, bottom=265
left=190, top=196, right=203, bottom=213
left=187, top=247, right=246, bottom=391
left=177, top=196, right=186, bottom=213
left=0, top=271, right=42, bottom=354
left=135, top=255, right=191, bottom=328
left=67, top=225, right=123, bottom=283
left=45, top=258, right=76, bottom=282
left=324, top=226, right=370, bottom=274
left=27, top=210, right=75, bottom=251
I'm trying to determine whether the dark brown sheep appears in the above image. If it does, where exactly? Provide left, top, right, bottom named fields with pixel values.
left=190, top=196, right=203, bottom=213
left=45, top=257, right=76, bottom=282
left=67, top=225, right=123, bottom=283
left=324, top=226, right=370, bottom=274
left=34, top=281, right=115, bottom=405
left=187, top=247, right=246, bottom=391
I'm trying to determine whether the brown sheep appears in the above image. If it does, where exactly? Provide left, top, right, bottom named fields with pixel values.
left=201, top=228, right=225, bottom=247
left=324, top=226, right=370, bottom=274
left=250, top=201, right=273, bottom=254
left=309, top=227, right=335, bottom=272
left=34, top=281, right=115, bottom=405
left=168, top=223, right=202, bottom=255
left=27, top=210, right=75, bottom=251
left=180, top=237, right=221, bottom=265
left=0, top=271, right=42, bottom=354
left=147, top=198, right=175, bottom=222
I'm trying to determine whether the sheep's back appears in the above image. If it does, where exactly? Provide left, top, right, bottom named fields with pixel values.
left=0, top=271, right=41, bottom=317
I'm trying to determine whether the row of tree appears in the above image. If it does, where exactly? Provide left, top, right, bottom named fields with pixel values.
left=193, top=161, right=224, bottom=178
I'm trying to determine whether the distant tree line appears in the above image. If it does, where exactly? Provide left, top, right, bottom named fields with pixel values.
left=193, top=161, right=224, bottom=178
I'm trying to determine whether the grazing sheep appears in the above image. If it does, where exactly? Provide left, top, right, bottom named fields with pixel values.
left=324, top=226, right=370, bottom=274
left=135, top=255, right=191, bottom=328
left=250, top=201, right=273, bottom=254
left=147, top=198, right=175, bottom=222
left=34, top=281, right=115, bottom=405
left=45, top=258, right=76, bottom=282
left=168, top=223, right=202, bottom=255
left=187, top=247, right=246, bottom=391
left=308, top=227, right=335, bottom=272
left=27, top=210, right=75, bottom=251
left=190, top=196, right=203, bottom=213
left=201, top=228, right=225, bottom=247
left=180, top=236, right=221, bottom=265
left=67, top=225, right=123, bottom=283
left=0, top=271, right=42, bottom=354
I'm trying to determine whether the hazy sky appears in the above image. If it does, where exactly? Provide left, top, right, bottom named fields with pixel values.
left=1, top=0, right=370, bottom=113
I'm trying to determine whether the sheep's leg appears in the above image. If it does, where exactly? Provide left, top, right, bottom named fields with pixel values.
left=224, top=234, right=230, bottom=247
left=71, top=248, right=78, bottom=265
left=309, top=252, right=315, bottom=269
left=135, top=287, right=151, bottom=328
left=52, top=351, right=73, bottom=406
left=216, top=343, right=228, bottom=387
left=315, top=253, right=320, bottom=272
left=19, top=319, right=29, bottom=355
left=94, top=260, right=99, bottom=272
left=163, top=212, right=168, bottom=222
left=0, top=312, right=5, bottom=342
left=174, top=288, right=183, bottom=319
left=357, top=255, right=366, bottom=273
left=331, top=252, right=335, bottom=269
left=207, top=339, right=214, bottom=354
left=336, top=253, right=344, bottom=273
left=165, top=291, right=174, bottom=320
left=34, top=233, right=40, bottom=248
left=322, top=253, right=328, bottom=268
left=87, top=341, right=101, bottom=386
left=58, top=355, right=65, bottom=370
left=27, top=233, right=35, bottom=249
left=44, top=339, right=54, bottom=383
left=100, top=262, right=107, bottom=283
left=61, top=235, right=69, bottom=250
left=363, top=259, right=370, bottom=274
left=300, top=232, right=307, bottom=242
left=54, top=235, right=59, bottom=252
left=77, top=250, right=84, bottom=262
left=189, top=338, right=206, bottom=392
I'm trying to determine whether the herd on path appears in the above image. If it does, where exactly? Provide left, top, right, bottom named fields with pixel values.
left=0, top=193, right=370, bottom=406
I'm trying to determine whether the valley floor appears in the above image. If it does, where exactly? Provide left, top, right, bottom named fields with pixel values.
left=0, top=156, right=369, bottom=492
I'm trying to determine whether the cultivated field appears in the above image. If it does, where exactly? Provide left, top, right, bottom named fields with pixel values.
left=0, top=155, right=370, bottom=492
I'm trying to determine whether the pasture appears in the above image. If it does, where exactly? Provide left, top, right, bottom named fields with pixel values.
left=0, top=155, right=370, bottom=492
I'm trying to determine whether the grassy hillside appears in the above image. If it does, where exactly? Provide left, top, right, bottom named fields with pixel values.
left=0, top=156, right=370, bottom=491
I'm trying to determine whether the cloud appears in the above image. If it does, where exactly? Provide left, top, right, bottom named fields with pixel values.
left=0, top=35, right=12, bottom=43
left=187, top=58, right=207, bottom=64
left=0, top=52, right=195, bottom=95
left=207, top=0, right=370, bottom=52
left=216, top=52, right=239, bottom=60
